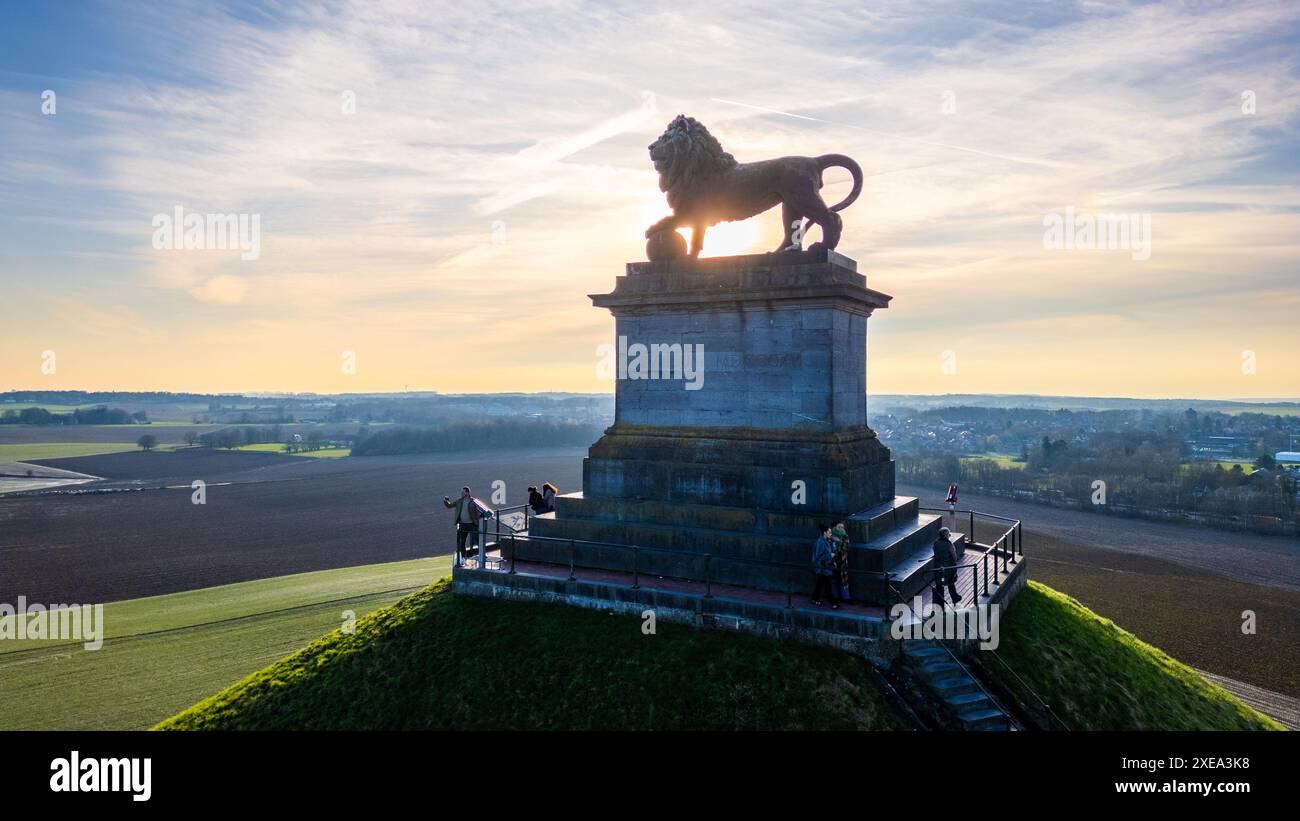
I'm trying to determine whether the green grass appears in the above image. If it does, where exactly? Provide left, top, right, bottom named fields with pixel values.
left=157, top=580, right=907, bottom=731
left=233, top=443, right=350, bottom=458
left=960, top=453, right=1025, bottom=469
left=0, top=442, right=139, bottom=462
left=980, top=581, right=1283, bottom=731
left=0, top=558, right=447, bottom=730
left=159, top=577, right=1285, bottom=732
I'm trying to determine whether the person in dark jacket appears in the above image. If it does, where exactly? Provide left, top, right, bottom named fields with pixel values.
left=527, top=486, right=548, bottom=514
left=931, top=526, right=961, bottom=607
left=811, top=523, right=837, bottom=609
left=831, top=520, right=851, bottom=602
left=443, top=486, right=480, bottom=560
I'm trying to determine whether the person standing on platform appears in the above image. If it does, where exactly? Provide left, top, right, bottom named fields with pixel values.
left=831, top=520, right=851, bottom=602
left=931, top=526, right=961, bottom=607
left=443, top=486, right=480, bottom=561
left=812, top=523, right=837, bottom=609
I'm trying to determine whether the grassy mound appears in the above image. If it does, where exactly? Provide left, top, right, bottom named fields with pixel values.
left=979, top=581, right=1283, bottom=731
left=156, top=577, right=1282, bottom=731
left=156, top=579, right=907, bottom=730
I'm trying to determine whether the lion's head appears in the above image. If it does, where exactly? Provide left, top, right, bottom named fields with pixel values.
left=648, top=115, right=738, bottom=210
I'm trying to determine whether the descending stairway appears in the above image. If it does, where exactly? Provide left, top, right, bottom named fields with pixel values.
left=901, top=639, right=1017, bottom=731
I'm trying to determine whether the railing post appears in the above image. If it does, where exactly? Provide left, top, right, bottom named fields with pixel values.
left=508, top=534, right=516, bottom=574
left=1002, top=534, right=1009, bottom=574
left=969, top=510, right=975, bottom=544
left=704, top=555, right=713, bottom=599
left=567, top=539, right=576, bottom=582
left=632, top=546, right=640, bottom=590
left=982, top=553, right=989, bottom=597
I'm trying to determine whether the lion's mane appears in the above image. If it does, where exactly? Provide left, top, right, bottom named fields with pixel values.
left=649, top=115, right=739, bottom=212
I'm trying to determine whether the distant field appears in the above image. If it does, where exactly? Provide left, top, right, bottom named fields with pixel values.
left=960, top=453, right=1025, bottom=469
left=0, top=442, right=138, bottom=462
left=0, top=403, right=91, bottom=412
left=24, top=448, right=301, bottom=481
left=0, top=558, right=448, bottom=730
left=234, top=443, right=351, bottom=458
left=0, top=424, right=220, bottom=445
left=2, top=448, right=588, bottom=603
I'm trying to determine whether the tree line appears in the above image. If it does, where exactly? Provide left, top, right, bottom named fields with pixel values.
left=350, top=419, right=604, bottom=456
left=1, top=406, right=145, bottom=425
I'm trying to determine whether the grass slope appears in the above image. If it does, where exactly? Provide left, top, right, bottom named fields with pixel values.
left=159, top=578, right=1284, bottom=732
left=982, top=581, right=1283, bottom=731
left=233, top=443, right=351, bottom=458
left=157, top=580, right=907, bottom=731
left=0, top=559, right=446, bottom=730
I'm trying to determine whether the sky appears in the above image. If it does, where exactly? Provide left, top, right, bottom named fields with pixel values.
left=0, top=0, right=1297, bottom=399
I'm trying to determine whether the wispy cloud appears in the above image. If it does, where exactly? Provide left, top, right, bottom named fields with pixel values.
left=0, top=0, right=1297, bottom=397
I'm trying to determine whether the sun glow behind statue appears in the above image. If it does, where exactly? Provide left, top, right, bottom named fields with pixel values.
left=684, top=219, right=765, bottom=258
left=638, top=199, right=770, bottom=258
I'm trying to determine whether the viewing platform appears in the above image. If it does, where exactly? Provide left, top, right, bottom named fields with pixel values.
left=453, top=503, right=1027, bottom=663
left=452, top=248, right=1030, bottom=662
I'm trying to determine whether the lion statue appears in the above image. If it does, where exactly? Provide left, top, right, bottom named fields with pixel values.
left=644, top=114, right=863, bottom=259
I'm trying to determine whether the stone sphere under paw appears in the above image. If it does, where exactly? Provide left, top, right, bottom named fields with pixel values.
left=646, top=229, right=687, bottom=261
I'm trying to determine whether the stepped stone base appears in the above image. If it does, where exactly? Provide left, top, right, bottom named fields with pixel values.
left=520, top=492, right=948, bottom=604
left=508, top=248, right=942, bottom=606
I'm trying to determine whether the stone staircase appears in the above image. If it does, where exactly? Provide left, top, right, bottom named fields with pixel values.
left=522, top=491, right=948, bottom=605
left=901, top=639, right=1016, bottom=731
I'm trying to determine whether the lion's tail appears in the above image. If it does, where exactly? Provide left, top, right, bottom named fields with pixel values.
left=817, top=154, right=863, bottom=212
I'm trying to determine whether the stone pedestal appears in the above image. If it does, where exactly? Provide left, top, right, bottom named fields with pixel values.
left=522, top=248, right=943, bottom=603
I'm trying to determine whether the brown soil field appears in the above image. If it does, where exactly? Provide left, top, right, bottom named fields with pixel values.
left=0, top=448, right=586, bottom=604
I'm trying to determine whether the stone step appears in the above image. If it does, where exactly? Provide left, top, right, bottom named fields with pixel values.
left=917, top=660, right=962, bottom=679
left=849, top=495, right=921, bottom=540
left=859, top=512, right=944, bottom=571
left=946, top=690, right=991, bottom=709
left=525, top=499, right=942, bottom=603
left=959, top=707, right=1010, bottom=730
left=885, top=529, right=976, bottom=602
left=934, top=677, right=982, bottom=698
left=902, top=645, right=947, bottom=661
left=550, top=491, right=920, bottom=544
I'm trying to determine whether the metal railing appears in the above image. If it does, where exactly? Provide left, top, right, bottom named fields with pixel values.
left=918, top=507, right=1021, bottom=603
left=932, top=639, right=1015, bottom=730
left=456, top=505, right=1023, bottom=614
left=458, top=529, right=906, bottom=610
